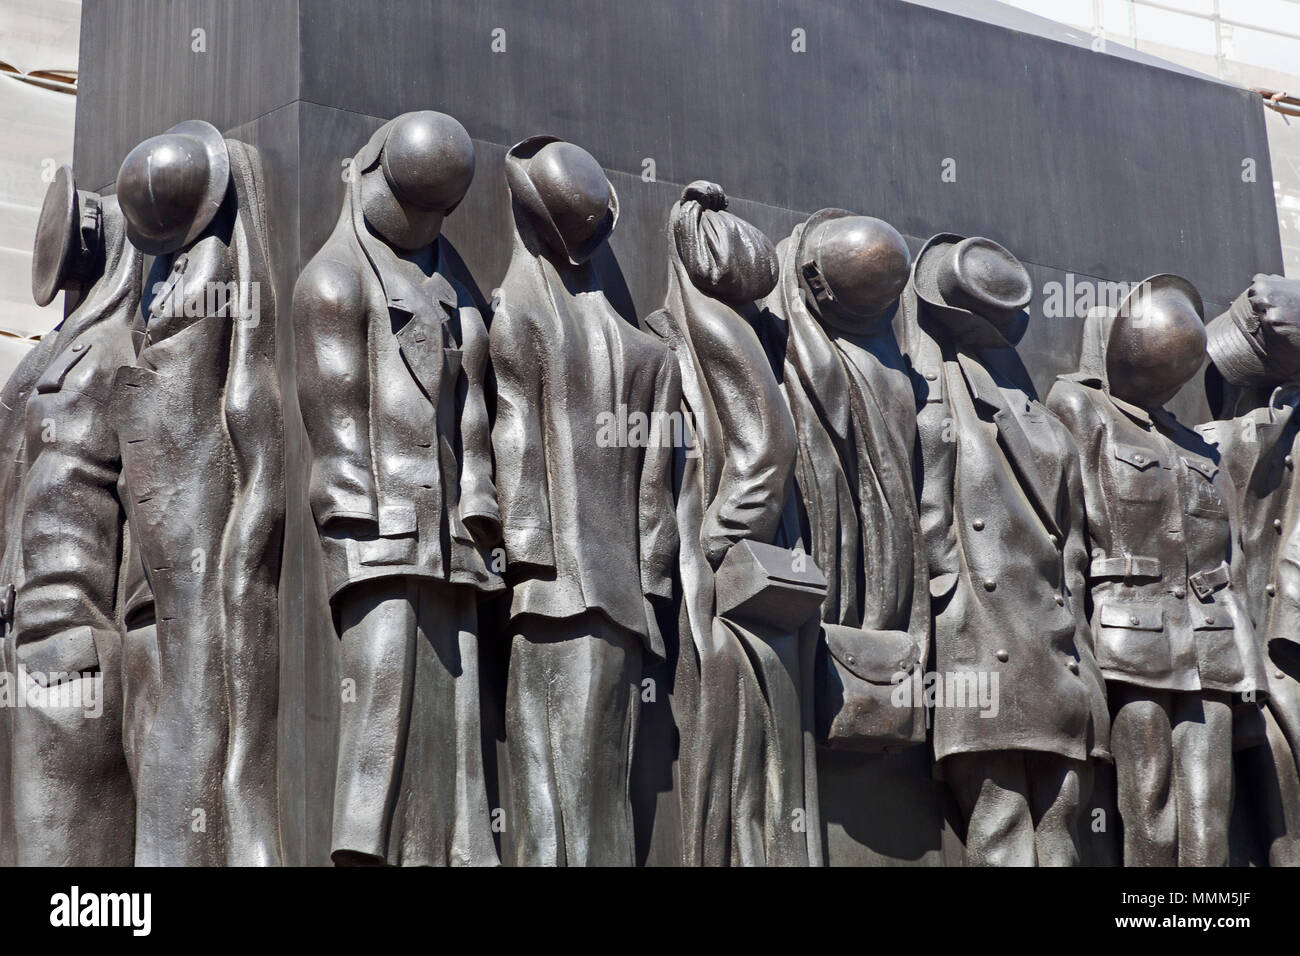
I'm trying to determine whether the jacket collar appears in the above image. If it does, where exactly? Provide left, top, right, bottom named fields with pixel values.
left=1109, top=392, right=1153, bottom=427
left=369, top=235, right=458, bottom=322
left=346, top=142, right=460, bottom=322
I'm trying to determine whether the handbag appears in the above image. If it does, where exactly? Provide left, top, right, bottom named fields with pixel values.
left=817, top=623, right=925, bottom=752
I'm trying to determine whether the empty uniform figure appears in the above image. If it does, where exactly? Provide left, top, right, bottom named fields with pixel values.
left=1048, top=276, right=1268, bottom=866
left=645, top=182, right=822, bottom=865
left=113, top=120, right=284, bottom=866
left=1200, top=274, right=1300, bottom=867
left=10, top=167, right=141, bottom=865
left=903, top=234, right=1110, bottom=866
left=491, top=136, right=680, bottom=866
left=767, top=211, right=927, bottom=645
left=294, top=111, right=502, bottom=866
left=763, top=210, right=940, bottom=863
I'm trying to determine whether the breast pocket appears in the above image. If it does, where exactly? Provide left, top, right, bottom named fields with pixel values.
left=1109, top=442, right=1164, bottom=503
left=1181, top=456, right=1226, bottom=519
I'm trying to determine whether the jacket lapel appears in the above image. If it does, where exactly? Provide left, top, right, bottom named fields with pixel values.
left=380, top=257, right=458, bottom=403
left=956, top=352, right=1063, bottom=539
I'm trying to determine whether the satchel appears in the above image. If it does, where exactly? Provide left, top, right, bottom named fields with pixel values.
left=817, top=623, right=925, bottom=752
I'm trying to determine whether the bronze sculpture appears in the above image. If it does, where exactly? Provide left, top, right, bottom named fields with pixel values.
left=765, top=210, right=929, bottom=753
left=645, top=182, right=826, bottom=866
left=490, top=136, right=680, bottom=865
left=903, top=234, right=1109, bottom=866
left=1200, top=274, right=1300, bottom=866
left=112, top=121, right=284, bottom=866
left=294, top=111, right=501, bottom=866
left=8, top=167, right=141, bottom=865
left=2, top=109, right=1295, bottom=871
left=1049, top=276, right=1269, bottom=866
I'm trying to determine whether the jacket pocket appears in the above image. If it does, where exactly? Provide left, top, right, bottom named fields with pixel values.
left=1181, top=456, right=1226, bottom=519
left=1095, top=602, right=1173, bottom=679
left=1110, top=442, right=1163, bottom=502
left=15, top=625, right=102, bottom=684
left=347, top=534, right=418, bottom=569
left=1191, top=612, right=1245, bottom=689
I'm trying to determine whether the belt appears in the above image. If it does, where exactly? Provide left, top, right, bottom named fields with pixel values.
left=1090, top=555, right=1161, bottom=580
left=1188, top=561, right=1231, bottom=600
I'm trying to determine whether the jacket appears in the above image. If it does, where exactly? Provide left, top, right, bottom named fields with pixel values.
left=490, top=207, right=680, bottom=657
left=904, top=287, right=1109, bottom=763
left=1048, top=309, right=1268, bottom=698
left=294, top=160, right=501, bottom=603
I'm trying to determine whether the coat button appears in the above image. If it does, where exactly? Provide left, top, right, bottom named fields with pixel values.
left=1267, top=583, right=1277, bottom=597
left=71, top=342, right=84, bottom=352
left=1055, top=595, right=1065, bottom=606
left=1204, top=616, right=1215, bottom=626
left=1049, top=533, right=1059, bottom=546
left=972, top=519, right=984, bottom=531
left=1129, top=615, right=1140, bottom=626
left=1067, top=660, right=1079, bottom=674
left=846, top=654, right=856, bottom=665
left=995, top=649, right=1009, bottom=662
left=983, top=578, right=996, bottom=592
left=925, top=371, right=938, bottom=381
left=1134, top=454, right=1146, bottom=465
left=1275, top=518, right=1284, bottom=531
left=1174, top=587, right=1186, bottom=599
left=1287, top=455, right=1294, bottom=469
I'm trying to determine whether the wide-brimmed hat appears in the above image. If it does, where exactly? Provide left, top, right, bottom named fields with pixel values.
left=116, top=119, right=230, bottom=255
left=1205, top=277, right=1300, bottom=386
left=913, top=233, right=1033, bottom=337
left=794, top=208, right=910, bottom=318
left=31, top=165, right=102, bottom=306
left=505, top=135, right=618, bottom=265
left=354, top=111, right=475, bottom=214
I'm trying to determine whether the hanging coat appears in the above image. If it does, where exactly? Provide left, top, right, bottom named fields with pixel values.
left=644, top=186, right=821, bottom=866
left=111, top=140, right=283, bottom=866
left=490, top=204, right=680, bottom=657
left=293, top=127, right=502, bottom=866
left=1203, top=382, right=1300, bottom=862
left=903, top=285, right=1109, bottom=764
left=296, top=151, right=502, bottom=605
left=767, top=213, right=930, bottom=656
